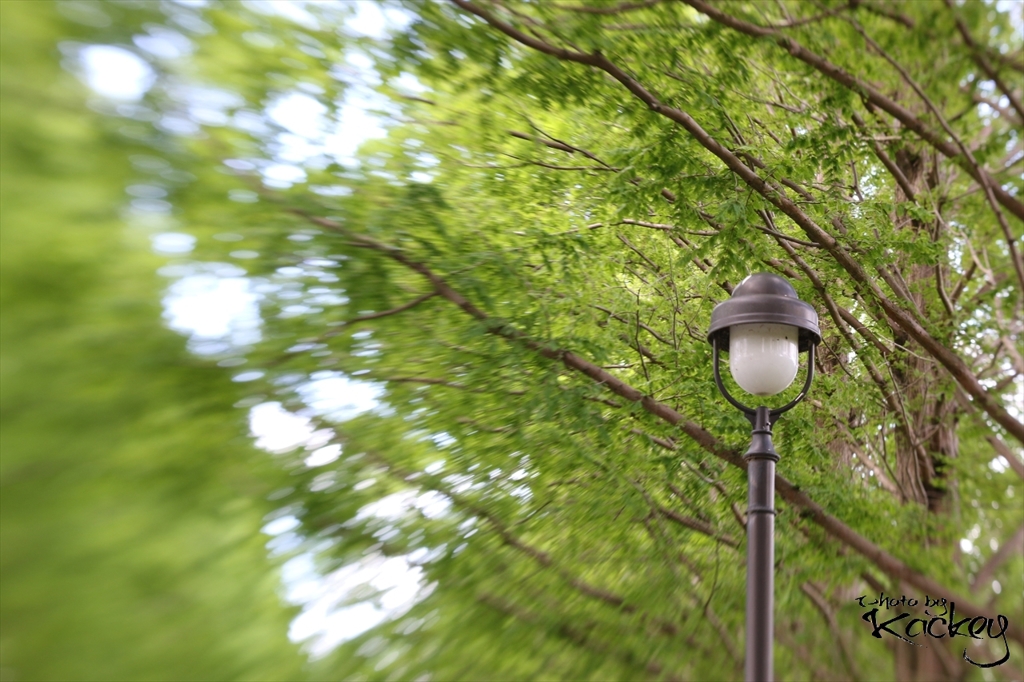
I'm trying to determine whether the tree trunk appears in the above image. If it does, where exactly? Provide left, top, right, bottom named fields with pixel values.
left=893, top=637, right=965, bottom=682
left=887, top=147, right=964, bottom=682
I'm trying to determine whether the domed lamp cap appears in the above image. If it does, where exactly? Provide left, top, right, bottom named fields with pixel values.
left=707, top=273, right=821, bottom=352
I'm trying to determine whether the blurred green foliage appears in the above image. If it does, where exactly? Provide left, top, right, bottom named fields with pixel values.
left=0, top=3, right=302, bottom=680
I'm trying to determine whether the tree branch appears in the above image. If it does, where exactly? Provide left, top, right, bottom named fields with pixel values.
left=445, top=1, right=1024, bottom=443
left=987, top=435, right=1024, bottom=482
left=301, top=210, right=1020, bottom=644
left=800, top=582, right=862, bottom=682
left=679, top=0, right=1024, bottom=222
left=477, top=592, right=673, bottom=677
left=591, top=304, right=674, bottom=348
left=657, top=506, right=739, bottom=549
left=851, top=112, right=916, bottom=202
left=508, top=130, right=613, bottom=168
left=336, top=291, right=438, bottom=325
left=553, top=0, right=662, bottom=15
left=846, top=15, right=1024, bottom=295
left=266, top=291, right=438, bottom=366
left=971, top=522, right=1024, bottom=592
left=383, top=375, right=526, bottom=396
left=854, top=0, right=914, bottom=29
left=945, top=0, right=1024, bottom=123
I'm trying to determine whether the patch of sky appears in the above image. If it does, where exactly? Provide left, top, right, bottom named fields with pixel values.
left=250, top=402, right=319, bottom=454
left=161, top=262, right=263, bottom=355
left=233, top=109, right=273, bottom=136
left=509, top=484, right=532, bottom=501
left=150, top=232, right=195, bottom=255
left=176, top=85, right=245, bottom=127
left=156, top=114, right=201, bottom=137
left=242, top=0, right=320, bottom=30
left=1006, top=375, right=1024, bottom=422
left=166, top=5, right=215, bottom=36
left=296, top=371, right=385, bottom=422
left=277, top=487, right=451, bottom=658
left=75, top=0, right=435, bottom=660
left=356, top=490, right=452, bottom=524
left=430, top=432, right=455, bottom=449
left=124, top=180, right=174, bottom=217
left=310, top=184, right=353, bottom=197
left=342, top=2, right=413, bottom=40
left=70, top=44, right=155, bottom=100
left=268, top=92, right=328, bottom=137
left=262, top=161, right=305, bottom=186
left=286, top=552, right=434, bottom=659
left=309, top=471, right=338, bottom=492
left=305, top=444, right=342, bottom=468
left=442, top=473, right=478, bottom=495
left=133, top=25, right=193, bottom=60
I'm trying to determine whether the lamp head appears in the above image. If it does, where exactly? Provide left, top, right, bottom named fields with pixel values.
left=707, top=274, right=820, bottom=397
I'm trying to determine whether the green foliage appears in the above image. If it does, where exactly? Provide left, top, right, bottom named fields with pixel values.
left=0, top=3, right=301, bottom=680
left=4, top=1, right=1023, bottom=681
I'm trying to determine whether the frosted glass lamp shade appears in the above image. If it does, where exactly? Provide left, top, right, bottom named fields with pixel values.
left=728, top=323, right=799, bottom=396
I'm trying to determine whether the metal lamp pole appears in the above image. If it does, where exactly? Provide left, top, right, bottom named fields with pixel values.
left=707, top=274, right=820, bottom=682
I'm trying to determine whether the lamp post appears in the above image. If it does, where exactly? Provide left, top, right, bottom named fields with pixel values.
left=706, top=273, right=820, bottom=682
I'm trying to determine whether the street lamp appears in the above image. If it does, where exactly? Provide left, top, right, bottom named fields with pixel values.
left=707, top=273, right=820, bottom=682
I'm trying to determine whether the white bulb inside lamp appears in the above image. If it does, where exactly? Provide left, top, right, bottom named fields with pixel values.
left=728, top=323, right=799, bottom=396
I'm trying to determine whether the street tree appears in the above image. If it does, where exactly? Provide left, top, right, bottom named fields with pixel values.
left=19, top=1, right=1024, bottom=680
